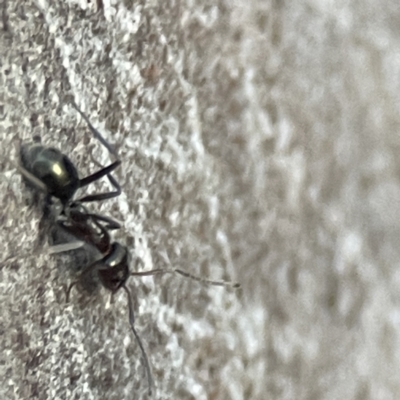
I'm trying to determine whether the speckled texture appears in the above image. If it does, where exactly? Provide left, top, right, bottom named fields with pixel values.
left=2, top=1, right=400, bottom=399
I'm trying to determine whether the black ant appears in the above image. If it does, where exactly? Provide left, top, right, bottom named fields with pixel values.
left=57, top=203, right=240, bottom=396
left=17, top=104, right=241, bottom=396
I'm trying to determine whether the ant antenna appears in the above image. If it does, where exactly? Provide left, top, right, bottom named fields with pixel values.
left=122, top=285, right=153, bottom=396
left=71, top=100, right=117, bottom=157
left=131, top=268, right=241, bottom=289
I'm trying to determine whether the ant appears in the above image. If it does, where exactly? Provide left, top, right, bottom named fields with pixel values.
left=57, top=202, right=240, bottom=396
left=17, top=103, right=241, bottom=396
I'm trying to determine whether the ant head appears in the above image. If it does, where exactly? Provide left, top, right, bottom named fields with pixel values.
left=98, top=242, right=130, bottom=293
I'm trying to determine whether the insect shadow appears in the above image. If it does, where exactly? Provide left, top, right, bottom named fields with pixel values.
left=18, top=103, right=241, bottom=396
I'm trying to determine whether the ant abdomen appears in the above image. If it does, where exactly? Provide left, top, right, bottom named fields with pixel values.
left=20, top=143, right=80, bottom=203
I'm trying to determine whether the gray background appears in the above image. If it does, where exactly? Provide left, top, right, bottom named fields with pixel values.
left=1, top=0, right=400, bottom=399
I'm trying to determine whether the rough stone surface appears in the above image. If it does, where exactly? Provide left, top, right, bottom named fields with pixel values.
left=1, top=1, right=400, bottom=399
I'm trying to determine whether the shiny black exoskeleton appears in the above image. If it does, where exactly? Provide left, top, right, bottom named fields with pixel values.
left=19, top=103, right=122, bottom=237
left=60, top=205, right=240, bottom=396
left=60, top=206, right=131, bottom=294
left=19, top=141, right=121, bottom=208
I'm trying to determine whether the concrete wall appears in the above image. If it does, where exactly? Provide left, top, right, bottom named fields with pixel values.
left=1, top=1, right=400, bottom=399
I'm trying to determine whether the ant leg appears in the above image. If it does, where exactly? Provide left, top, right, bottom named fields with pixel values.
left=66, top=260, right=103, bottom=303
left=37, top=194, right=62, bottom=248
left=122, top=285, right=153, bottom=396
left=56, top=215, right=112, bottom=255
left=66, top=280, right=79, bottom=302
left=83, top=212, right=121, bottom=230
left=77, top=172, right=122, bottom=203
left=37, top=196, right=51, bottom=248
left=48, top=242, right=85, bottom=254
left=17, top=164, right=48, bottom=192
left=77, top=145, right=122, bottom=203
left=78, top=161, right=120, bottom=187
left=131, top=268, right=240, bottom=289
left=71, top=100, right=117, bottom=156
left=78, top=159, right=120, bottom=186
left=64, top=204, right=120, bottom=230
